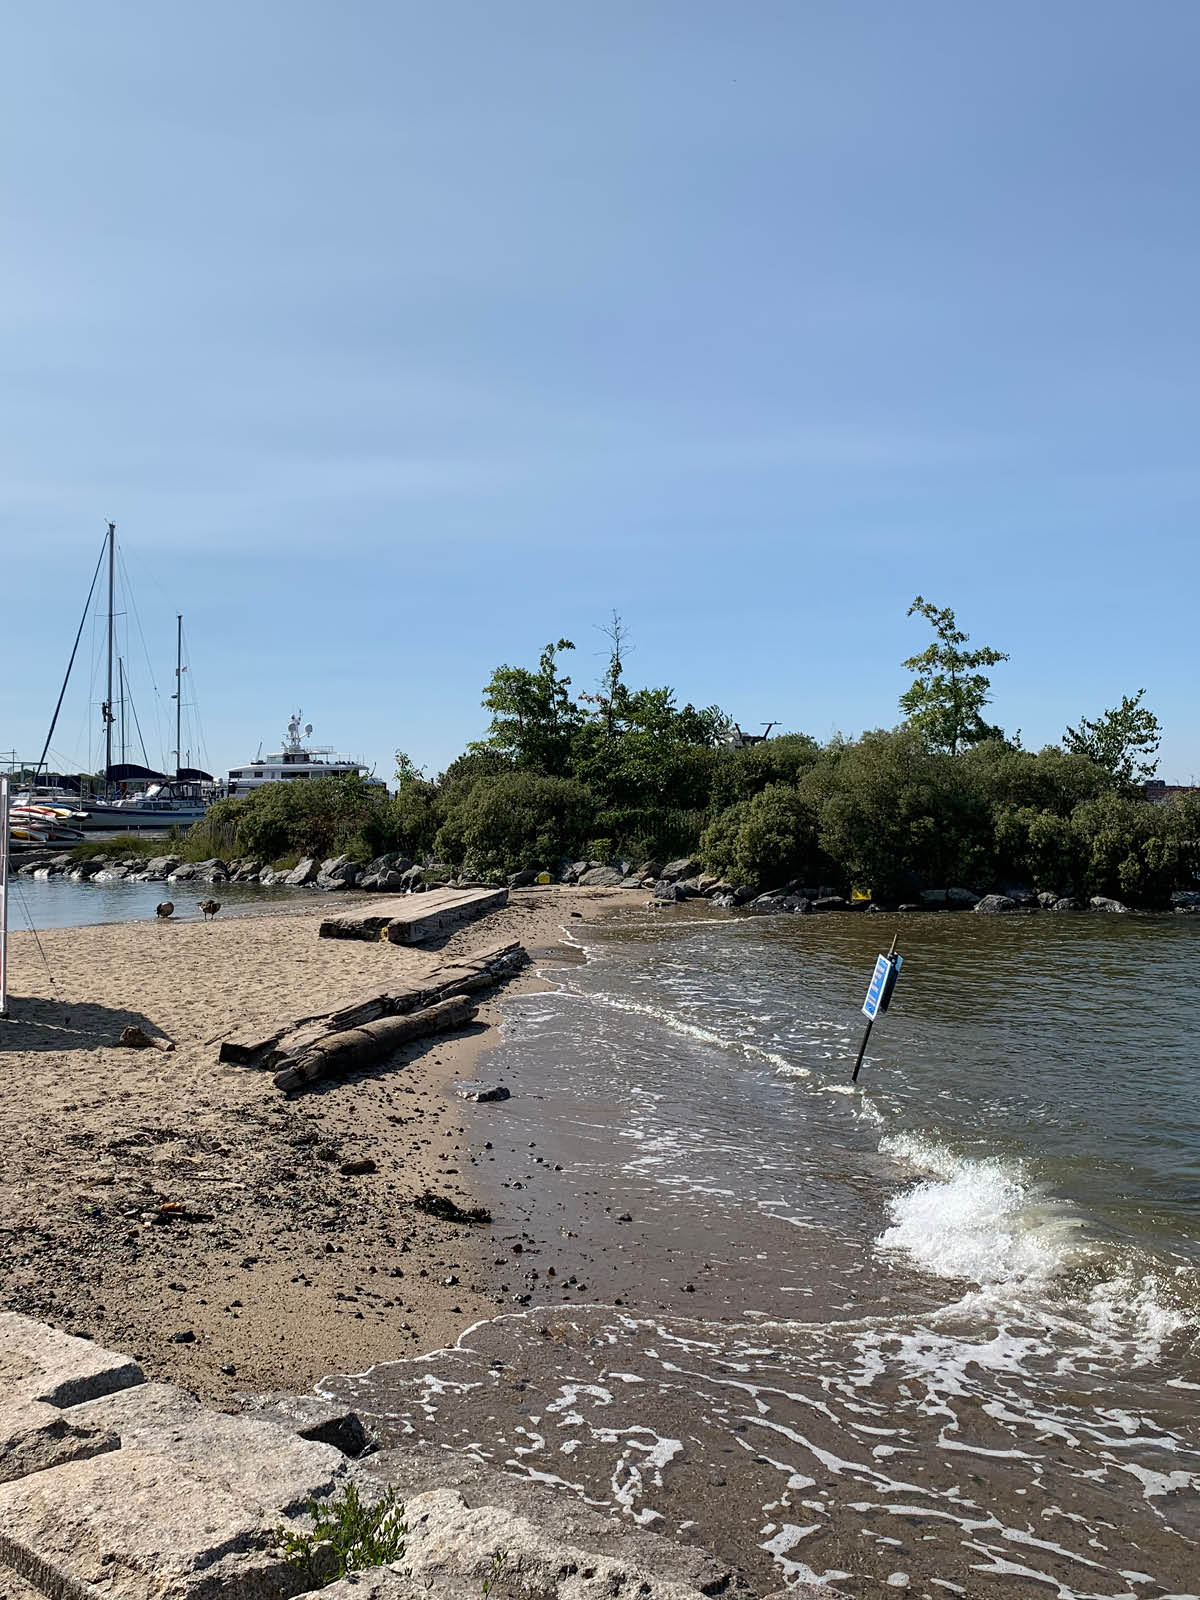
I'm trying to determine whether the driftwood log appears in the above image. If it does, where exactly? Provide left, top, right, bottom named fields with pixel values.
left=272, top=994, right=477, bottom=1093
left=218, top=939, right=527, bottom=1072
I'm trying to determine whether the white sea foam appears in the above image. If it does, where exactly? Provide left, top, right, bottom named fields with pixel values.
left=877, top=1133, right=1081, bottom=1288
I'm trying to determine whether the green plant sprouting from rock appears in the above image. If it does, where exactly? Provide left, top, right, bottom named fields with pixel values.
left=274, top=1482, right=407, bottom=1590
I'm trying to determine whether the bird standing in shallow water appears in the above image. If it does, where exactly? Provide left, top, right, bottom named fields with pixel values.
left=197, top=899, right=221, bottom=921
left=156, top=901, right=174, bottom=919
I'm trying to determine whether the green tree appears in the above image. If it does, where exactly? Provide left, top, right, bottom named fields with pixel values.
left=899, top=597, right=1009, bottom=754
left=394, top=749, right=425, bottom=788
left=1063, top=690, right=1162, bottom=785
left=475, top=640, right=582, bottom=774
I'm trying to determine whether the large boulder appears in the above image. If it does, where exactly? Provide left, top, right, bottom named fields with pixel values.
left=919, top=888, right=949, bottom=907
left=1171, top=890, right=1200, bottom=912
left=947, top=886, right=980, bottom=908
left=1051, top=897, right=1081, bottom=912
left=811, top=895, right=849, bottom=912
left=577, top=865, right=624, bottom=887
left=507, top=868, right=539, bottom=888
left=635, top=860, right=664, bottom=882
left=285, top=857, right=320, bottom=887
left=93, top=865, right=132, bottom=882
left=1089, top=895, right=1130, bottom=914
left=653, top=881, right=684, bottom=902
left=134, top=855, right=182, bottom=882
left=316, top=855, right=360, bottom=891
left=660, top=857, right=703, bottom=882
left=258, top=867, right=283, bottom=886
left=974, top=894, right=1019, bottom=914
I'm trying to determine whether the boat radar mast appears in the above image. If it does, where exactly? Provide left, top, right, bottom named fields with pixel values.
left=286, top=713, right=314, bottom=752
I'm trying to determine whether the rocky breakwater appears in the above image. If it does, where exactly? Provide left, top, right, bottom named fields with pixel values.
left=0, top=1312, right=807, bottom=1600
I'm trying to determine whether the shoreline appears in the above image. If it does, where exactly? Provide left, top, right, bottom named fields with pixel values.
left=0, top=885, right=645, bottom=1406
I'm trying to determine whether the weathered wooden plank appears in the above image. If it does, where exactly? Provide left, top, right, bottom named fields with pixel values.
left=317, top=887, right=509, bottom=947
left=273, top=996, right=477, bottom=1093
left=383, top=886, right=508, bottom=944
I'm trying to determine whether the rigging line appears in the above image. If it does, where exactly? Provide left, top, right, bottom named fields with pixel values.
left=10, top=878, right=63, bottom=1008
left=117, top=548, right=169, bottom=767
left=125, top=679, right=152, bottom=770
left=179, top=621, right=210, bottom=772
left=34, top=538, right=107, bottom=780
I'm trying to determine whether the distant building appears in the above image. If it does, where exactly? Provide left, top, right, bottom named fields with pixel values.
left=1143, top=780, right=1200, bottom=803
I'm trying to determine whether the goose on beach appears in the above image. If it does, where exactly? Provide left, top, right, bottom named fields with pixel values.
left=155, top=901, right=174, bottom=919
left=197, top=899, right=221, bottom=921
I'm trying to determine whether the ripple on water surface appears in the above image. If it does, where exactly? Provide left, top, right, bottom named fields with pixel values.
left=323, top=908, right=1200, bottom=1595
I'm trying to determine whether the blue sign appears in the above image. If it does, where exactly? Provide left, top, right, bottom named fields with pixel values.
left=862, top=953, right=901, bottom=1021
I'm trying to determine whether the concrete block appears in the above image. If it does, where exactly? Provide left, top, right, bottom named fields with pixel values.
left=0, top=1311, right=144, bottom=1409
left=69, top=1382, right=347, bottom=1514
left=0, top=1398, right=118, bottom=1485
left=0, top=1447, right=298, bottom=1600
left=247, top=1395, right=374, bottom=1459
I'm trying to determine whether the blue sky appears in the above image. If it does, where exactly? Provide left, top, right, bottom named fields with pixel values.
left=2, top=2, right=1198, bottom=783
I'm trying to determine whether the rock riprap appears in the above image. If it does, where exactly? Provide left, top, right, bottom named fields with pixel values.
left=0, top=1314, right=815, bottom=1599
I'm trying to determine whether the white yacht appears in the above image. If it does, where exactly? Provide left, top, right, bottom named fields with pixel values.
left=226, top=715, right=385, bottom=796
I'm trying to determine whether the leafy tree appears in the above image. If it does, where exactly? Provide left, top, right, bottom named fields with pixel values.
left=475, top=640, right=583, bottom=774
left=1063, top=690, right=1162, bottom=785
left=800, top=726, right=993, bottom=898
left=393, top=749, right=426, bottom=788
left=434, top=771, right=595, bottom=877
left=708, top=733, right=821, bottom=813
left=700, top=784, right=822, bottom=890
left=900, top=597, right=1008, bottom=754
left=1070, top=791, right=1180, bottom=905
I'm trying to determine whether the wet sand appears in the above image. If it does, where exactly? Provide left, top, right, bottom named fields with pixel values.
left=0, top=885, right=643, bottom=1404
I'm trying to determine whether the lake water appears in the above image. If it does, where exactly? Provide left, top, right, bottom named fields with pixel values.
left=2, top=872, right=303, bottom=929
left=321, top=907, right=1200, bottom=1598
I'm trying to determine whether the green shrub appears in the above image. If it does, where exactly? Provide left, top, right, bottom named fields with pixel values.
left=274, top=1483, right=405, bottom=1590
left=700, top=784, right=822, bottom=890
left=434, top=772, right=596, bottom=877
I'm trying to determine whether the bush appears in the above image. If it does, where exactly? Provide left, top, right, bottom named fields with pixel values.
left=700, top=784, right=822, bottom=890
left=708, top=734, right=821, bottom=813
left=274, top=1483, right=405, bottom=1590
left=197, top=776, right=392, bottom=866
left=1070, top=792, right=1185, bottom=906
left=800, top=728, right=993, bottom=899
left=434, top=772, right=596, bottom=877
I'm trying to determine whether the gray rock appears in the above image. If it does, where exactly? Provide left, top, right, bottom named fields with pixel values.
left=258, top=866, right=282, bottom=885
left=919, top=888, right=949, bottom=907
left=653, top=881, right=684, bottom=902
left=68, top=1381, right=345, bottom=1512
left=231, top=859, right=262, bottom=882
left=948, top=887, right=981, bottom=908
left=998, top=882, right=1038, bottom=906
left=783, top=896, right=813, bottom=914
left=1052, top=897, right=1082, bottom=912
left=619, top=876, right=642, bottom=888
left=70, top=860, right=103, bottom=880
left=812, top=895, right=849, bottom=912
left=316, top=855, right=360, bottom=891
left=1089, top=895, right=1130, bottom=914
left=0, top=1444, right=309, bottom=1600
left=660, top=857, right=703, bottom=882
left=577, top=866, right=624, bottom=887
left=246, top=1394, right=374, bottom=1459
left=1037, top=890, right=1060, bottom=909
left=453, top=1082, right=511, bottom=1103
left=745, top=893, right=787, bottom=914
left=0, top=1398, right=118, bottom=1485
left=974, top=894, right=1020, bottom=914
left=286, top=856, right=320, bottom=886
left=635, top=859, right=664, bottom=881
left=361, top=868, right=407, bottom=891
left=0, top=1312, right=144, bottom=1409
left=710, top=893, right=737, bottom=908
left=898, top=902, right=925, bottom=912
left=93, top=864, right=132, bottom=881
left=1171, top=890, right=1200, bottom=910
left=507, top=868, right=539, bottom=888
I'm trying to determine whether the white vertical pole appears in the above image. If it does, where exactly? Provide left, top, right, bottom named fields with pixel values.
left=0, top=774, right=9, bottom=1018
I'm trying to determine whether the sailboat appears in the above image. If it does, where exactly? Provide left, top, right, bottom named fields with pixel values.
left=14, top=524, right=216, bottom=835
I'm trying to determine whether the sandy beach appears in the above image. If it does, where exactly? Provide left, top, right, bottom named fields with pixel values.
left=0, top=885, right=644, bottom=1405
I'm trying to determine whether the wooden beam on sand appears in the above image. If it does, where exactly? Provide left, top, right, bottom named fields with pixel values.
left=217, top=940, right=527, bottom=1069
left=318, top=886, right=509, bottom=946
left=272, top=994, right=477, bottom=1093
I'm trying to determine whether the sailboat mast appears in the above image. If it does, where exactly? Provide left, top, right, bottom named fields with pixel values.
left=175, top=614, right=183, bottom=780
left=104, top=521, right=115, bottom=780
left=118, top=658, right=126, bottom=767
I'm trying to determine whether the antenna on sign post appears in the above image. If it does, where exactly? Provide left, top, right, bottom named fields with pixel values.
left=851, top=933, right=901, bottom=1083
